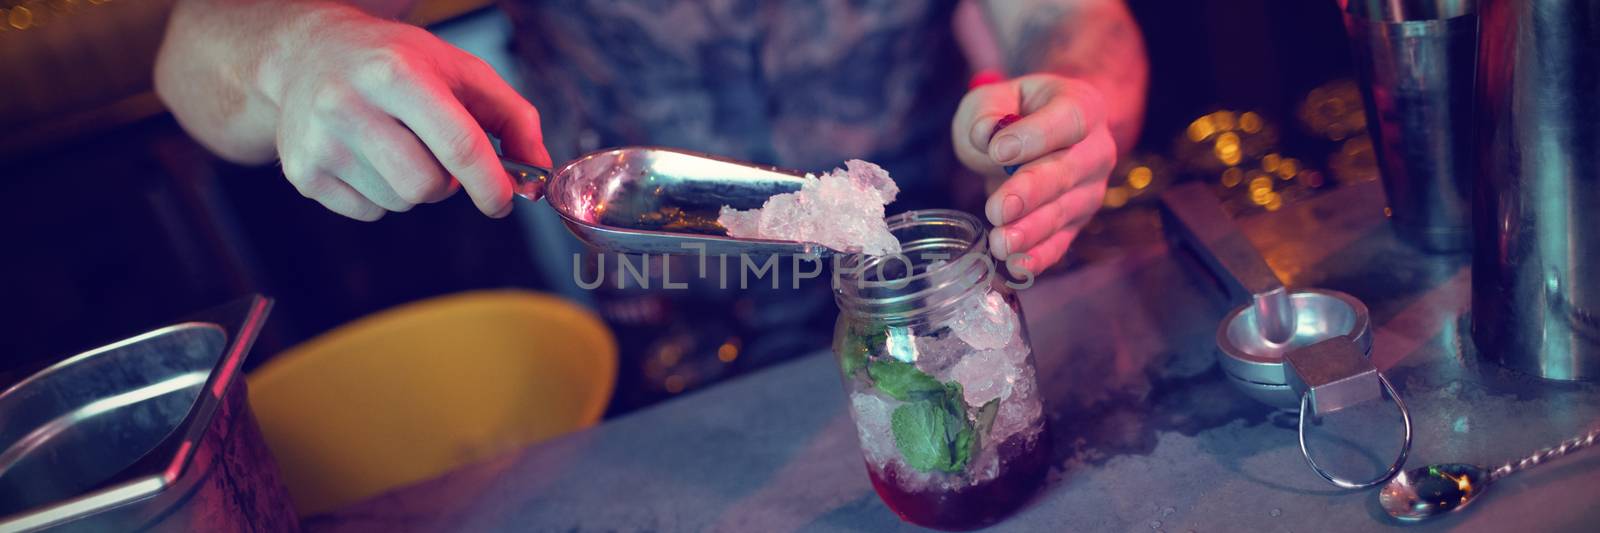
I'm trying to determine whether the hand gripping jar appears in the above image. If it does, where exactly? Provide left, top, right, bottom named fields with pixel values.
left=832, top=209, right=1049, bottom=531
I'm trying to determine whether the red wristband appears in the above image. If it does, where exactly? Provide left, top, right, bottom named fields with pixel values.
left=968, top=69, right=1006, bottom=89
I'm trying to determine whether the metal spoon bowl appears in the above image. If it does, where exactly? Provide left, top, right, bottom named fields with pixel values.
left=501, top=147, right=834, bottom=256
left=1378, top=463, right=1484, bottom=522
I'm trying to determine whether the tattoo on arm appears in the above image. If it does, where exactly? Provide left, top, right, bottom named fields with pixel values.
left=986, top=0, right=1148, bottom=148
left=998, top=0, right=1143, bottom=87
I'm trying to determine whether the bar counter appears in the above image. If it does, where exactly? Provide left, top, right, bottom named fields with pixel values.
left=306, top=181, right=1600, bottom=532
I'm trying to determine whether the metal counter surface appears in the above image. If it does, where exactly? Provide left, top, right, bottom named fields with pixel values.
left=306, top=182, right=1600, bottom=532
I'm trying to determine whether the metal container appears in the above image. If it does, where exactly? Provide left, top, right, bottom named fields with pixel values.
left=1340, top=0, right=1477, bottom=253
left=1159, top=183, right=1375, bottom=409
left=1217, top=289, right=1374, bottom=410
left=0, top=296, right=298, bottom=532
left=1473, top=0, right=1600, bottom=381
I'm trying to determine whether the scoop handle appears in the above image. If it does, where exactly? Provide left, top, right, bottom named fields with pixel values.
left=990, top=114, right=1023, bottom=175
left=501, top=157, right=553, bottom=201
left=1160, top=182, right=1295, bottom=344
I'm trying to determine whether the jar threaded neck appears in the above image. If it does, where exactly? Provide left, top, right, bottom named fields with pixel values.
left=833, top=209, right=994, bottom=323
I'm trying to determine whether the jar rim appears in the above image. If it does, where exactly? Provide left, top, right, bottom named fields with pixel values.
left=833, top=209, right=993, bottom=322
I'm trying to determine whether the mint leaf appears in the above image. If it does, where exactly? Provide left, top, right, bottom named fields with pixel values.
left=958, top=398, right=999, bottom=472
left=891, top=401, right=952, bottom=472
left=951, top=425, right=975, bottom=471
left=839, top=325, right=886, bottom=378
left=839, top=334, right=869, bottom=377
left=860, top=328, right=888, bottom=355
left=942, top=382, right=968, bottom=422
left=941, top=382, right=975, bottom=472
left=868, top=359, right=944, bottom=401
left=889, top=380, right=980, bottom=474
left=974, top=399, right=1000, bottom=436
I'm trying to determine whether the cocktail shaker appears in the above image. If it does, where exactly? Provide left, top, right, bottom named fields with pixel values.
left=1340, top=0, right=1477, bottom=253
left=1473, top=0, right=1600, bottom=381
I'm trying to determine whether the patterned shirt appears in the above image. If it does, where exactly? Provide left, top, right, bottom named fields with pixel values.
left=500, top=0, right=968, bottom=211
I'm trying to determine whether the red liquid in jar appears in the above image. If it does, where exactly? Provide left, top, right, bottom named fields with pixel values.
left=866, top=427, right=1050, bottom=531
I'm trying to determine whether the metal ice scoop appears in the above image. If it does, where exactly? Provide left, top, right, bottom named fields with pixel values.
left=499, top=147, right=834, bottom=256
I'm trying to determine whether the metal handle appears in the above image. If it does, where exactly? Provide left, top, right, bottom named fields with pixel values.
left=1160, top=182, right=1296, bottom=343
left=1285, top=336, right=1382, bottom=415
left=990, top=114, right=1023, bottom=176
left=1297, top=371, right=1414, bottom=489
left=501, top=157, right=552, bottom=201
left=1487, top=427, right=1600, bottom=483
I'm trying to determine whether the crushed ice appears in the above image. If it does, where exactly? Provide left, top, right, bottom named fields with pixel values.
left=849, top=392, right=900, bottom=467
left=943, top=289, right=1041, bottom=457
left=951, top=290, right=1019, bottom=351
left=912, top=330, right=968, bottom=376
left=856, top=287, right=1043, bottom=488
left=989, top=363, right=1042, bottom=444
left=948, top=348, right=1015, bottom=406
left=718, top=159, right=901, bottom=256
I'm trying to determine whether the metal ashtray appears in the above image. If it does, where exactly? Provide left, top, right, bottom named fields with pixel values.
left=1218, top=289, right=1372, bottom=409
left=1162, top=183, right=1412, bottom=489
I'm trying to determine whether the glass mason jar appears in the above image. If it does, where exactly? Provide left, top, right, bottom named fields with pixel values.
left=832, top=209, right=1049, bottom=531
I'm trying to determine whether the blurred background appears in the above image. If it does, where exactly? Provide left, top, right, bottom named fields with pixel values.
left=0, top=0, right=1374, bottom=417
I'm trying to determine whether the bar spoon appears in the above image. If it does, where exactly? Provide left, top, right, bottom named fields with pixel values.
left=1378, top=427, right=1600, bottom=521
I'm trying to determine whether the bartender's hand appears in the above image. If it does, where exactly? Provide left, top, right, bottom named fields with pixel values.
left=263, top=9, right=551, bottom=220
left=157, top=2, right=550, bottom=221
left=952, top=74, right=1115, bottom=277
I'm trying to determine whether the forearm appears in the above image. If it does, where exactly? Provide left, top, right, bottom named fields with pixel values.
left=154, top=0, right=416, bottom=164
left=987, top=0, right=1148, bottom=151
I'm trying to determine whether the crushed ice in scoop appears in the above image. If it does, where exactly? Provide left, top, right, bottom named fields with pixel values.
left=717, top=159, right=901, bottom=256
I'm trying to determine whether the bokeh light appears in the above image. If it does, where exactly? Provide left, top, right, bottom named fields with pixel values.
left=1103, top=187, right=1130, bottom=208
left=717, top=339, right=739, bottom=363
left=1214, top=132, right=1242, bottom=166
left=1187, top=116, right=1215, bottom=142
left=1330, top=135, right=1379, bottom=183
left=1262, top=153, right=1281, bottom=173
left=1240, top=112, right=1263, bottom=134
left=9, top=5, right=33, bottom=30
left=1102, top=153, right=1170, bottom=211
left=1276, top=157, right=1299, bottom=179
left=0, top=1, right=125, bottom=32
left=1127, top=166, right=1153, bottom=190
left=1221, top=167, right=1244, bottom=188
left=1298, top=79, right=1367, bottom=141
